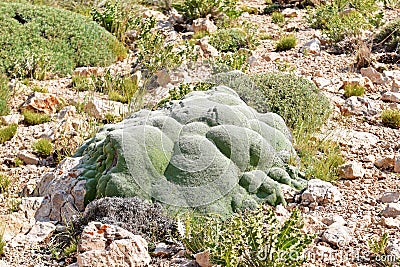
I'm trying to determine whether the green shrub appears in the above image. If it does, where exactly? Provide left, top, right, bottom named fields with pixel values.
left=22, top=110, right=51, bottom=125
left=209, top=28, right=249, bottom=52
left=0, top=124, right=17, bottom=143
left=173, top=0, right=241, bottom=21
left=211, top=51, right=249, bottom=73
left=240, top=5, right=258, bottom=14
left=381, top=109, right=400, bottom=129
left=0, top=174, right=11, bottom=194
left=271, top=11, right=285, bottom=25
left=343, top=84, right=365, bottom=98
left=368, top=233, right=391, bottom=266
left=71, top=75, right=91, bottom=92
left=0, top=74, right=10, bottom=116
left=275, top=34, right=297, bottom=51
left=375, top=18, right=400, bottom=52
left=181, top=207, right=314, bottom=267
left=33, top=138, right=53, bottom=157
left=307, top=0, right=383, bottom=43
left=31, top=85, right=48, bottom=93
left=14, top=157, right=24, bottom=167
left=0, top=2, right=127, bottom=78
left=263, top=3, right=280, bottom=14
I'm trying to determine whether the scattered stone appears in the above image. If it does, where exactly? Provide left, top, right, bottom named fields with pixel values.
left=382, top=92, right=400, bottom=103
left=195, top=250, right=211, bottom=267
left=392, top=79, right=400, bottom=92
left=152, top=243, right=171, bottom=257
left=1, top=114, right=23, bottom=125
left=381, top=203, right=400, bottom=218
left=313, top=77, right=330, bottom=88
left=380, top=192, right=400, bottom=203
left=192, top=16, right=217, bottom=34
left=72, top=67, right=103, bottom=77
left=156, top=69, right=172, bottom=87
left=340, top=96, right=379, bottom=116
left=395, top=156, right=400, bottom=173
left=386, top=238, right=400, bottom=261
left=77, top=222, right=151, bottom=267
left=57, top=105, right=77, bottom=120
left=21, top=92, right=61, bottom=114
left=17, top=151, right=39, bottom=165
left=84, top=99, right=128, bottom=120
left=300, top=38, right=321, bottom=55
left=325, top=129, right=379, bottom=147
left=301, top=179, right=342, bottom=206
left=262, top=52, right=280, bottom=61
left=360, top=67, right=388, bottom=85
left=24, top=221, right=56, bottom=243
left=338, top=161, right=365, bottom=179
left=281, top=8, right=298, bottom=17
left=322, top=215, right=347, bottom=226
left=380, top=217, right=400, bottom=228
left=375, top=156, right=395, bottom=169
left=321, top=223, right=351, bottom=247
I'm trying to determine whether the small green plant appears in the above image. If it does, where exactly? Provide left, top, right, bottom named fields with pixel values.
left=263, top=3, right=280, bottom=14
left=240, top=5, right=258, bottom=14
left=33, top=138, right=53, bottom=157
left=275, top=34, right=297, bottom=51
left=0, top=74, right=10, bottom=116
left=0, top=173, right=11, bottom=194
left=212, top=52, right=249, bottom=73
left=14, top=157, right=24, bottom=167
left=104, top=113, right=122, bottom=124
left=258, top=32, right=272, bottom=40
left=275, top=60, right=296, bottom=72
left=0, top=124, right=17, bottom=143
left=49, top=222, right=79, bottom=260
left=192, top=30, right=209, bottom=39
left=7, top=198, right=21, bottom=213
left=31, top=85, right=48, bottom=93
left=343, top=84, right=365, bottom=98
left=368, top=233, right=392, bottom=267
left=271, top=11, right=285, bottom=25
left=22, top=110, right=51, bottom=125
left=381, top=109, right=400, bottom=129
left=181, top=207, right=314, bottom=266
left=71, top=75, right=91, bottom=92
left=209, top=28, right=249, bottom=52
left=375, top=18, right=400, bottom=52
left=173, top=0, right=241, bottom=21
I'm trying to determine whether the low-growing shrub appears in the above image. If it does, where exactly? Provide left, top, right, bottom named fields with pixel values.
left=0, top=174, right=11, bottom=193
left=181, top=207, right=314, bottom=266
left=33, top=138, right=53, bottom=157
left=375, top=18, right=400, bottom=52
left=22, top=110, right=51, bottom=125
left=271, top=11, right=285, bottom=25
left=211, top=51, right=249, bottom=73
left=0, top=74, right=10, bottom=116
left=240, top=5, right=258, bottom=14
left=263, top=3, right=280, bottom=14
left=381, top=109, right=400, bottom=129
left=173, top=0, right=241, bottom=21
left=343, top=84, right=365, bottom=98
left=0, top=2, right=127, bottom=78
left=209, top=28, right=250, bottom=52
left=14, top=157, right=24, bottom=167
left=0, top=124, right=17, bottom=143
left=275, top=34, right=297, bottom=51
left=71, top=75, right=91, bottom=92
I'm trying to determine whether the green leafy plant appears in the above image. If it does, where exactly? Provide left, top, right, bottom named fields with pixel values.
left=22, top=110, right=51, bottom=125
left=240, top=5, right=258, bottom=14
left=0, top=74, right=10, bottom=116
left=210, top=28, right=249, bottom=52
left=33, top=138, right=53, bottom=157
left=14, top=157, right=24, bottom=167
left=263, top=3, right=280, bottom=14
left=0, top=2, right=127, bottom=78
left=343, top=84, right=365, bottom=98
left=181, top=207, right=314, bottom=267
left=275, top=34, right=297, bottom=51
left=0, top=173, right=11, bottom=194
left=271, top=11, right=285, bottom=25
left=381, top=109, right=400, bottom=129
left=0, top=124, right=17, bottom=143
left=212, top=51, right=249, bottom=73
left=49, top=221, right=79, bottom=260
left=173, top=0, right=241, bottom=21
left=368, top=233, right=392, bottom=267
left=71, top=75, right=91, bottom=92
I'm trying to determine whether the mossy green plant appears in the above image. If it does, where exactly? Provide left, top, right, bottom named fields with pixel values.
left=381, top=109, right=400, bottom=129
left=33, top=138, right=53, bottom=157
left=275, top=34, right=297, bottom=51
left=271, top=11, right=284, bottom=25
left=0, top=124, right=17, bottom=143
left=0, top=74, right=10, bottom=116
left=22, top=110, right=51, bottom=126
left=343, top=84, right=365, bottom=98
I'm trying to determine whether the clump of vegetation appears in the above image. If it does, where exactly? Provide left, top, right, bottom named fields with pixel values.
left=343, top=84, right=365, bottom=98
left=211, top=51, right=249, bottom=73
left=263, top=3, right=280, bottom=14
left=33, top=138, right=53, bottom=157
left=271, top=11, right=285, bottom=25
left=275, top=34, right=297, bottom=51
left=307, top=0, right=383, bottom=43
left=0, top=74, right=10, bottom=116
left=173, top=0, right=241, bottom=21
left=14, top=157, right=24, bottom=167
left=49, top=222, right=79, bottom=260
left=210, top=28, right=256, bottom=52
left=0, top=2, right=126, bottom=78
left=31, top=85, right=48, bottom=93
left=240, top=5, right=258, bottom=14
left=0, top=124, right=17, bottom=143
left=22, top=110, right=51, bottom=125
left=381, top=109, right=400, bottom=129
left=375, top=18, right=400, bottom=52
left=181, top=207, right=314, bottom=267
left=71, top=75, right=91, bottom=92
left=0, top=173, right=11, bottom=194
left=368, top=232, right=392, bottom=266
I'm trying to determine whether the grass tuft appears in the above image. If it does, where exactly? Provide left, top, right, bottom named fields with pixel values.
left=0, top=124, right=17, bottom=143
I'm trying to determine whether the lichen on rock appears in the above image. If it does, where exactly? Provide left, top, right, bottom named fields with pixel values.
left=74, top=86, right=306, bottom=215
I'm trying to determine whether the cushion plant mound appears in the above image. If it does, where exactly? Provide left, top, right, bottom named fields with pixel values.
left=0, top=2, right=126, bottom=78
left=76, top=86, right=306, bottom=215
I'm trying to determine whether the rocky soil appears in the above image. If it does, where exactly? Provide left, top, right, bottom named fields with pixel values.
left=0, top=1, right=400, bottom=267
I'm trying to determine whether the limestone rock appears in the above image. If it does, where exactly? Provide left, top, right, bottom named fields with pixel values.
left=192, top=16, right=217, bottom=34
left=380, top=217, right=400, bottom=228
left=313, top=77, right=330, bottom=88
left=382, top=92, right=400, bottom=103
left=338, top=161, right=365, bottom=179
left=381, top=203, right=400, bottom=218
left=322, top=215, right=346, bottom=226
left=325, top=129, right=379, bottom=147
left=360, top=67, right=388, bottom=85
left=57, top=106, right=77, bottom=120
left=375, top=156, right=395, bottom=169
left=195, top=250, right=211, bottom=267
left=392, top=79, right=400, bottom=92
left=84, top=99, right=128, bottom=120
left=281, top=8, right=298, bottom=17
left=76, top=222, right=151, bottom=267
left=1, top=114, right=23, bottom=125
left=17, top=151, right=39, bottom=165
left=395, top=156, right=400, bottom=173
left=340, top=96, right=379, bottom=116
left=301, top=179, right=342, bottom=206
left=21, top=92, right=61, bottom=114
left=380, top=192, right=400, bottom=203
left=72, top=67, right=103, bottom=78
left=386, top=238, right=400, bottom=261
